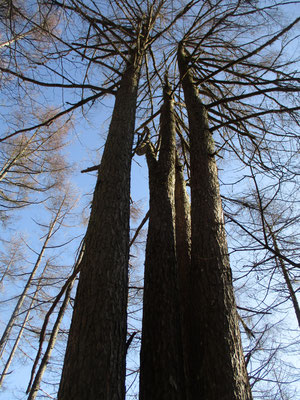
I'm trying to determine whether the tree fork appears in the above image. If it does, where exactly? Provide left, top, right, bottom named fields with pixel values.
left=139, top=80, right=186, bottom=400
left=177, top=43, right=252, bottom=400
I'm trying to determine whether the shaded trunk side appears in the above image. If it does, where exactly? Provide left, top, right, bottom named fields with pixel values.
left=58, top=54, right=141, bottom=400
left=139, top=83, right=186, bottom=400
left=175, top=154, right=191, bottom=397
left=178, top=44, right=252, bottom=400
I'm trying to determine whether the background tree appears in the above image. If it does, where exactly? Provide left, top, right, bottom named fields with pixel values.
left=0, top=110, right=70, bottom=223
left=0, top=188, right=80, bottom=395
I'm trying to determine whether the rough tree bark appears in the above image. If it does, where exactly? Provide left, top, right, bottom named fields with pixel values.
left=139, top=81, right=186, bottom=400
left=174, top=154, right=191, bottom=394
left=177, top=43, right=252, bottom=400
left=175, top=154, right=191, bottom=296
left=57, top=52, right=142, bottom=400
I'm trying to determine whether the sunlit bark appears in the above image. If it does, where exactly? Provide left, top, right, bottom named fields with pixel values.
left=58, top=52, right=142, bottom=400
left=139, top=81, right=186, bottom=400
left=178, top=43, right=252, bottom=400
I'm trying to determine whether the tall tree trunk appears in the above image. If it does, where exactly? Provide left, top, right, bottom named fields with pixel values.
left=139, top=82, right=186, bottom=400
left=177, top=43, right=252, bottom=400
left=57, top=53, right=142, bottom=400
left=175, top=155, right=191, bottom=293
left=175, top=154, right=191, bottom=396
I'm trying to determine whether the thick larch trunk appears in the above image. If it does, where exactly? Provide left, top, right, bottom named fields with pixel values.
left=139, top=83, right=186, bottom=400
left=178, top=44, right=252, bottom=400
left=58, top=54, right=141, bottom=400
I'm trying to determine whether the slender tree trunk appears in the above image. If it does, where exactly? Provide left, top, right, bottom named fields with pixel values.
left=139, top=82, right=186, bottom=400
left=0, top=130, right=38, bottom=183
left=175, top=154, right=191, bottom=397
left=0, top=209, right=60, bottom=357
left=175, top=155, right=191, bottom=290
left=0, top=262, right=48, bottom=387
left=27, top=277, right=75, bottom=400
left=267, top=223, right=300, bottom=328
left=58, top=53, right=142, bottom=400
left=0, top=252, right=17, bottom=285
left=177, top=43, right=252, bottom=400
